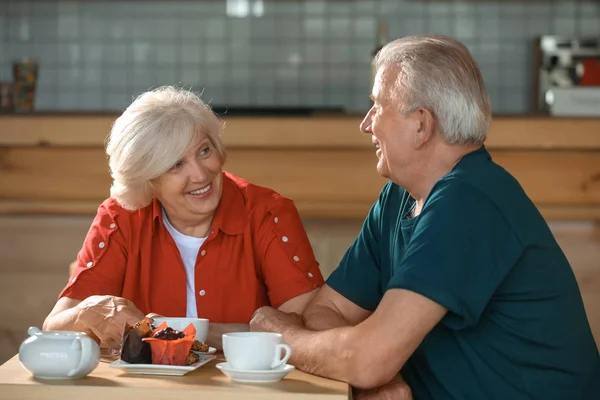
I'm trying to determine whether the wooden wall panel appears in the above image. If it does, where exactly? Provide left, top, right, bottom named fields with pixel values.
left=0, top=215, right=91, bottom=273
left=492, top=151, right=600, bottom=205
left=2, top=115, right=600, bottom=151
left=0, top=147, right=390, bottom=217
left=551, top=222, right=600, bottom=349
left=2, top=146, right=600, bottom=218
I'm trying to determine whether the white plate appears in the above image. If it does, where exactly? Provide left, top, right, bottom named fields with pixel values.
left=216, top=362, right=295, bottom=383
left=109, top=354, right=216, bottom=376
left=192, top=346, right=217, bottom=355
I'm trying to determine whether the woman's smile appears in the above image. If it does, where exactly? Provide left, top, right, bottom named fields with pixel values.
left=186, top=183, right=213, bottom=199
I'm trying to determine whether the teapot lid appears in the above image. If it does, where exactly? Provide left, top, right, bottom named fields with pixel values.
left=27, top=326, right=89, bottom=339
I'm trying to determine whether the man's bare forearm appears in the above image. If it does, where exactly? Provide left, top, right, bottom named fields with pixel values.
left=303, top=304, right=350, bottom=330
left=206, top=323, right=250, bottom=350
left=298, top=298, right=373, bottom=384
left=303, top=305, right=411, bottom=396
left=283, top=325, right=366, bottom=385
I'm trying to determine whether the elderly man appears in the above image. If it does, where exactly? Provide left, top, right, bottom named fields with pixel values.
left=250, top=35, right=600, bottom=399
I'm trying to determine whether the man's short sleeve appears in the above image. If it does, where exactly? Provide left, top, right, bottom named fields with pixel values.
left=326, top=183, right=391, bottom=311
left=389, top=179, right=524, bottom=330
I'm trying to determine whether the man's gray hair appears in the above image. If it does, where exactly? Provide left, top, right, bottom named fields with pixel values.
left=373, top=35, right=492, bottom=145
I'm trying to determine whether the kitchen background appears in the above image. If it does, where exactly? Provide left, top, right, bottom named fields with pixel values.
left=1, top=0, right=599, bottom=114
left=1, top=0, right=600, bottom=366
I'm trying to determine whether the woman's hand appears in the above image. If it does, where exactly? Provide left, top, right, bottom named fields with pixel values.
left=74, top=295, right=145, bottom=348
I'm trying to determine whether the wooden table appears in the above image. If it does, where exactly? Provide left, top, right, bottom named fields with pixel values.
left=0, top=355, right=350, bottom=400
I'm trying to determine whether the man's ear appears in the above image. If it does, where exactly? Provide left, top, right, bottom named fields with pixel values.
left=414, top=108, right=435, bottom=148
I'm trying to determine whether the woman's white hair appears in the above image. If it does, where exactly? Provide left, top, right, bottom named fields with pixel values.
left=373, top=35, right=492, bottom=145
left=105, top=86, right=226, bottom=211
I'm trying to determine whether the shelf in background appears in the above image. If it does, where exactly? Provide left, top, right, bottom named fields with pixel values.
left=1, top=114, right=599, bottom=150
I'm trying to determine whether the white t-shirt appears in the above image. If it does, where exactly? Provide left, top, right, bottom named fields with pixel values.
left=162, top=209, right=206, bottom=318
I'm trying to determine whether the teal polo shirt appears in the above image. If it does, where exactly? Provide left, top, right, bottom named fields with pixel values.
left=328, top=146, right=600, bottom=399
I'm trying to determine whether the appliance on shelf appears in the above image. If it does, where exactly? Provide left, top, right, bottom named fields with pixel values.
left=534, top=35, right=600, bottom=117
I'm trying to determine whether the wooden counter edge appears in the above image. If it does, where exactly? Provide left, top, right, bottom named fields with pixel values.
left=2, top=199, right=600, bottom=220
left=1, top=115, right=599, bottom=150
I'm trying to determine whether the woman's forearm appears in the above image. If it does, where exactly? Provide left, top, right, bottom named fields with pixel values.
left=43, top=297, right=85, bottom=332
left=206, top=323, right=250, bottom=350
left=43, top=306, right=78, bottom=331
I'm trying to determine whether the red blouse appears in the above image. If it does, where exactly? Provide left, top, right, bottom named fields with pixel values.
left=59, top=171, right=324, bottom=323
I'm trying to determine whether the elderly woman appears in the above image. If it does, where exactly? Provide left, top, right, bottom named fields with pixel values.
left=42, top=86, right=324, bottom=349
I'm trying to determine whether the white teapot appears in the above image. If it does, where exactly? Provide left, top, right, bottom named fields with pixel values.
left=19, top=327, right=100, bottom=379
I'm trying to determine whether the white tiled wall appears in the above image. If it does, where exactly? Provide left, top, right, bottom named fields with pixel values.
left=1, top=0, right=599, bottom=114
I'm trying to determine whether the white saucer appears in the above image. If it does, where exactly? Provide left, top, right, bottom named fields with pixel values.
left=109, top=354, right=216, bottom=376
left=192, top=346, right=217, bottom=355
left=216, top=362, right=295, bottom=383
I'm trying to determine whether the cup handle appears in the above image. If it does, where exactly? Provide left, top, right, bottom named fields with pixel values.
left=271, top=343, right=292, bottom=369
left=67, top=337, right=93, bottom=378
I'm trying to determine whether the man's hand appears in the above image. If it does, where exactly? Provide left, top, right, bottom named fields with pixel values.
left=355, top=374, right=413, bottom=400
left=250, top=306, right=304, bottom=334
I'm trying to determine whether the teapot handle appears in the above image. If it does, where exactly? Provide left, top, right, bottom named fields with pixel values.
left=67, top=337, right=93, bottom=378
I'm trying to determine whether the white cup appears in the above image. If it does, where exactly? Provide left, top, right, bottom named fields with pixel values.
left=152, top=317, right=209, bottom=343
left=222, top=332, right=292, bottom=371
